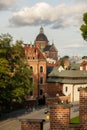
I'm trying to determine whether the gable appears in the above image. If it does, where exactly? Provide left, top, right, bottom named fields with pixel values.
left=49, top=44, right=58, bottom=52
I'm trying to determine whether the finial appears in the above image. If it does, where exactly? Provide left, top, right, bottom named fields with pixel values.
left=40, top=26, right=44, bottom=34
left=52, top=40, right=54, bottom=45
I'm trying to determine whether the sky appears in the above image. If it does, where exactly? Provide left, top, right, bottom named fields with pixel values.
left=0, top=0, right=87, bottom=57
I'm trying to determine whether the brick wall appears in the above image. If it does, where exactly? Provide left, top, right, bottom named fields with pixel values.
left=50, top=104, right=72, bottom=130
left=20, top=88, right=87, bottom=130
left=47, top=83, right=63, bottom=97
left=20, top=119, right=45, bottom=130
left=46, top=95, right=71, bottom=105
left=50, top=88, right=87, bottom=130
left=79, top=88, right=87, bottom=129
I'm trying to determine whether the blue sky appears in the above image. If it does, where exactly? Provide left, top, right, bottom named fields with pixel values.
left=0, top=0, right=87, bottom=57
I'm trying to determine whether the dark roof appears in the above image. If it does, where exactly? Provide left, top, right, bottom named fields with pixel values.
left=47, top=66, right=87, bottom=84
left=70, top=63, right=80, bottom=70
left=36, top=33, right=48, bottom=42
left=35, top=27, right=48, bottom=42
left=44, top=45, right=51, bottom=51
left=48, top=67, right=87, bottom=78
left=47, top=78, right=87, bottom=84
left=47, top=66, right=53, bottom=75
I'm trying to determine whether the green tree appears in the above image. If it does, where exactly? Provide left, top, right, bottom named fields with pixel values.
left=82, top=56, right=87, bottom=59
left=0, top=33, right=13, bottom=48
left=7, top=40, right=34, bottom=103
left=0, top=36, right=34, bottom=112
left=80, top=13, right=87, bottom=41
left=0, top=58, right=11, bottom=103
left=0, top=34, right=12, bottom=104
left=59, top=55, right=69, bottom=67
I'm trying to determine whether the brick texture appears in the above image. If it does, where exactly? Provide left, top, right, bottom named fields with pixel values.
left=50, top=105, right=71, bottom=130
left=79, top=88, right=87, bottom=129
left=20, top=119, right=45, bottom=130
left=50, top=88, right=87, bottom=130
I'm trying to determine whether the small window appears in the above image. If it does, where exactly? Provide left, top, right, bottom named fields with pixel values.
left=40, top=66, right=43, bottom=73
left=40, top=77, right=44, bottom=84
left=65, top=87, right=68, bottom=92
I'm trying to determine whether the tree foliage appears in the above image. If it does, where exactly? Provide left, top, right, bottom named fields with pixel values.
left=0, top=35, right=34, bottom=111
left=80, top=13, right=87, bottom=41
left=82, top=56, right=87, bottom=59
left=0, top=33, right=13, bottom=48
left=59, top=55, right=69, bottom=67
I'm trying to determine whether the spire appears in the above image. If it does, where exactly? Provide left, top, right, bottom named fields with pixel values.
left=40, top=26, right=44, bottom=34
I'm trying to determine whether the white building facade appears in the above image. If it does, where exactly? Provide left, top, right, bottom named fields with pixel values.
left=48, top=67, right=87, bottom=102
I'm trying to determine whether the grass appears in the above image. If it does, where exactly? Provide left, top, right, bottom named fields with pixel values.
left=70, top=116, right=79, bottom=123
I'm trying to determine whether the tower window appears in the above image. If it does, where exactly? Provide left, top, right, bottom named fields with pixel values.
left=40, top=66, right=43, bottom=73
left=30, top=66, right=33, bottom=72
left=40, top=77, right=44, bottom=84
left=28, top=57, right=30, bottom=59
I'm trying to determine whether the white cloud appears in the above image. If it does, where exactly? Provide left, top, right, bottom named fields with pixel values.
left=62, top=41, right=87, bottom=51
left=9, top=2, right=87, bottom=28
left=75, top=0, right=87, bottom=3
left=0, top=0, right=16, bottom=10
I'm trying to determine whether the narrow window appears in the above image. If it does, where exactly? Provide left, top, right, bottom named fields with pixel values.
left=40, top=77, right=44, bottom=84
left=65, top=87, right=68, bottom=92
left=28, top=57, right=30, bottom=59
left=30, top=66, right=33, bottom=72
left=40, top=66, right=43, bottom=73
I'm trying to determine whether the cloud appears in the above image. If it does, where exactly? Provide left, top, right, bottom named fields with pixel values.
left=75, top=0, right=87, bottom=3
left=9, top=2, right=87, bottom=28
left=64, top=43, right=86, bottom=49
left=0, top=0, right=16, bottom=10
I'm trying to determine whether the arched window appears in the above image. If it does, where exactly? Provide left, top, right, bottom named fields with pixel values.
left=30, top=66, right=33, bottom=72
left=40, top=66, right=43, bottom=73
left=28, top=57, right=30, bottom=59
